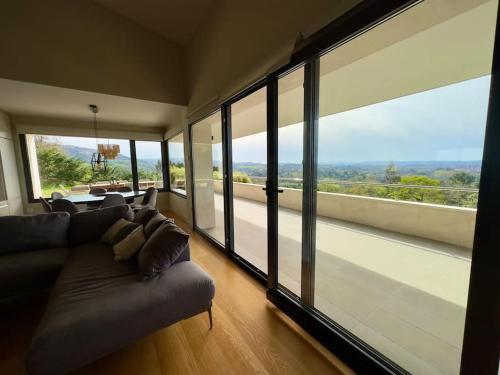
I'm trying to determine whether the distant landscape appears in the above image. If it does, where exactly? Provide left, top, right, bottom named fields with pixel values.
left=35, top=136, right=481, bottom=207
left=225, top=161, right=481, bottom=208
left=34, top=137, right=163, bottom=196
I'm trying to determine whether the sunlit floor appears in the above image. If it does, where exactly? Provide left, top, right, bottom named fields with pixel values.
left=203, top=193, right=471, bottom=375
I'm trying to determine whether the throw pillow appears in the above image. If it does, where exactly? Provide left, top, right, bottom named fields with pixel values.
left=134, top=207, right=159, bottom=226
left=70, top=205, right=134, bottom=247
left=111, top=221, right=141, bottom=246
left=138, top=222, right=189, bottom=280
left=143, top=213, right=172, bottom=238
left=113, top=225, right=146, bottom=261
left=101, top=218, right=140, bottom=245
left=101, top=218, right=129, bottom=243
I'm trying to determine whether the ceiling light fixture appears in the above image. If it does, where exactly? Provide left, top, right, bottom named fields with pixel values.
left=89, top=104, right=108, bottom=173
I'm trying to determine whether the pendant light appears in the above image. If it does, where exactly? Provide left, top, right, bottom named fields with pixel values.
left=89, top=104, right=108, bottom=173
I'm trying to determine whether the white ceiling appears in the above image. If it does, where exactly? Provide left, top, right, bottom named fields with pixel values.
left=90, top=0, right=214, bottom=46
left=0, top=78, right=186, bottom=128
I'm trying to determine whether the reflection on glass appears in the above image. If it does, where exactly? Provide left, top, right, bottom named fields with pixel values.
left=136, top=141, right=164, bottom=190
left=26, top=134, right=132, bottom=198
left=312, top=1, right=498, bottom=374
left=277, top=67, right=304, bottom=296
left=167, top=133, right=186, bottom=194
left=231, top=87, right=267, bottom=273
left=192, top=112, right=225, bottom=245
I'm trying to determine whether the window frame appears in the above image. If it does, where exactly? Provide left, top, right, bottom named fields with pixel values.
left=19, top=134, right=168, bottom=203
left=166, top=131, right=187, bottom=198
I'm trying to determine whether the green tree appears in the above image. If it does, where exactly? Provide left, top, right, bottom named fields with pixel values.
left=169, top=163, right=185, bottom=187
left=449, top=172, right=475, bottom=187
left=395, top=175, right=445, bottom=203
left=37, top=145, right=91, bottom=185
left=233, top=171, right=252, bottom=183
left=384, top=162, right=400, bottom=184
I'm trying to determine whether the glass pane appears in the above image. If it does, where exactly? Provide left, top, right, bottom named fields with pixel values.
left=231, top=87, right=267, bottom=273
left=168, top=133, right=186, bottom=194
left=314, top=1, right=498, bottom=374
left=277, top=67, right=304, bottom=296
left=136, top=141, right=164, bottom=190
left=192, top=111, right=225, bottom=245
left=26, top=134, right=132, bottom=198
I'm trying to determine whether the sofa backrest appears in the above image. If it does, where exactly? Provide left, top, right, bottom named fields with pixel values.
left=69, top=205, right=134, bottom=247
left=0, top=212, right=70, bottom=255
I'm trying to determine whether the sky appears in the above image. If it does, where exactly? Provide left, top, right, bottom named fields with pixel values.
left=45, top=136, right=162, bottom=160
left=45, top=75, right=492, bottom=165
left=231, top=75, right=491, bottom=164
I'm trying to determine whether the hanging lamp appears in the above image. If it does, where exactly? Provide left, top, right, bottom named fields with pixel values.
left=89, top=104, right=108, bottom=173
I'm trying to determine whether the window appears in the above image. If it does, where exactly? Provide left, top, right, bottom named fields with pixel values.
left=167, top=132, right=186, bottom=196
left=24, top=134, right=132, bottom=198
left=188, top=1, right=500, bottom=373
left=311, top=1, right=497, bottom=374
left=135, top=141, right=164, bottom=190
left=230, top=86, right=268, bottom=273
left=191, top=111, right=225, bottom=245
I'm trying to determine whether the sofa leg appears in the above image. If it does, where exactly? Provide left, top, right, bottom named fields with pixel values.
left=208, top=307, right=213, bottom=329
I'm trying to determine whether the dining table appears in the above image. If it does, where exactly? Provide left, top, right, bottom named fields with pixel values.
left=48, top=190, right=146, bottom=205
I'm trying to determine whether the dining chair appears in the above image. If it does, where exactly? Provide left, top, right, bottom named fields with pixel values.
left=51, top=199, right=79, bottom=215
left=51, top=191, right=64, bottom=201
left=117, top=186, right=134, bottom=204
left=39, top=197, right=52, bottom=213
left=101, top=194, right=126, bottom=209
left=143, top=187, right=158, bottom=206
left=88, top=187, right=107, bottom=209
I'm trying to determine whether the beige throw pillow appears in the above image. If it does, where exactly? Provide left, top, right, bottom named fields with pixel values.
left=102, top=218, right=130, bottom=244
left=113, top=225, right=146, bottom=261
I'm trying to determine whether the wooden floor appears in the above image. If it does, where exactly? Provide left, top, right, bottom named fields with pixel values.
left=0, top=211, right=354, bottom=375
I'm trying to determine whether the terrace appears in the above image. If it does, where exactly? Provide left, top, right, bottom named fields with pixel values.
left=202, top=185, right=473, bottom=375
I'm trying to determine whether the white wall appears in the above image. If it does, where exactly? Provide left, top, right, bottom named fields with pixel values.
left=0, top=111, right=23, bottom=216
left=0, top=0, right=187, bottom=105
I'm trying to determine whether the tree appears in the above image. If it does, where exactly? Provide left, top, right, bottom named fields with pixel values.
left=37, top=145, right=91, bottom=185
left=384, top=162, right=400, bottom=184
left=395, top=175, right=445, bottom=203
left=449, top=172, right=475, bottom=187
left=232, top=171, right=252, bottom=183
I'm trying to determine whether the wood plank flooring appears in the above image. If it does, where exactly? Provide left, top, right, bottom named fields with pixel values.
left=0, top=211, right=354, bottom=375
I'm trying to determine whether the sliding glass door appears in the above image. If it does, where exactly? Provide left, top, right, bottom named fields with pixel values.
left=272, top=1, right=499, bottom=374
left=191, top=111, right=225, bottom=245
left=229, top=86, right=268, bottom=273
left=276, top=67, right=305, bottom=296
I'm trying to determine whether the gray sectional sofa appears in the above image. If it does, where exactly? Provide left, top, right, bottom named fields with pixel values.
left=0, top=205, right=215, bottom=375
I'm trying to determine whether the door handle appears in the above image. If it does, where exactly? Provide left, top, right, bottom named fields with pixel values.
left=262, top=185, right=284, bottom=194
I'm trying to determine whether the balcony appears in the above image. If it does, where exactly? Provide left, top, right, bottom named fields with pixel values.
left=199, top=181, right=473, bottom=375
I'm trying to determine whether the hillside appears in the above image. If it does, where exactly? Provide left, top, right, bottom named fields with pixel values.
left=61, top=144, right=160, bottom=172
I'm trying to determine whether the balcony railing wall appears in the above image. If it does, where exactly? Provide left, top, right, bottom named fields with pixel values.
left=214, top=180, right=476, bottom=248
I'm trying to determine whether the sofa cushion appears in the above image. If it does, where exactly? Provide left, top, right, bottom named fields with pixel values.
left=0, top=212, right=70, bottom=255
left=143, top=213, right=170, bottom=238
left=101, top=218, right=131, bottom=244
left=26, top=242, right=215, bottom=375
left=138, top=222, right=190, bottom=280
left=69, top=205, right=134, bottom=247
left=0, top=247, right=68, bottom=299
left=133, top=207, right=159, bottom=226
left=113, top=225, right=146, bottom=261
